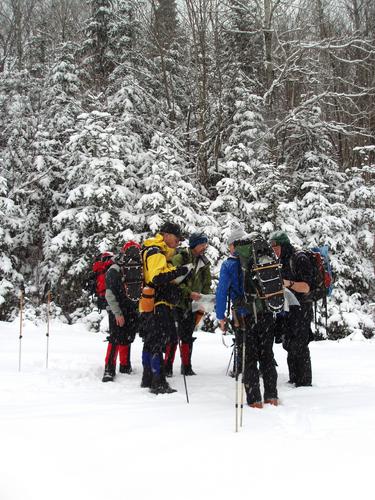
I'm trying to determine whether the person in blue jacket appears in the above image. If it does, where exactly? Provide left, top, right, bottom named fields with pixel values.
left=216, top=227, right=278, bottom=408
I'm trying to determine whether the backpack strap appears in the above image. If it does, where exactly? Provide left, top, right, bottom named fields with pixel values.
left=142, top=246, right=161, bottom=272
left=141, top=246, right=162, bottom=287
left=289, top=250, right=305, bottom=279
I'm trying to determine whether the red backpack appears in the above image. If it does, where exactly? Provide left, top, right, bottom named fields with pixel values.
left=92, top=252, right=114, bottom=300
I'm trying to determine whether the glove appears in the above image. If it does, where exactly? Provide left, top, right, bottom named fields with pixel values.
left=176, top=263, right=193, bottom=276
left=173, top=264, right=194, bottom=285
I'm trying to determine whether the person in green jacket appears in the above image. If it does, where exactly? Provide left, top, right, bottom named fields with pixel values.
left=164, top=232, right=212, bottom=376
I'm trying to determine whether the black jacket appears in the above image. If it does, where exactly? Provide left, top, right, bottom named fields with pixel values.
left=280, top=243, right=314, bottom=303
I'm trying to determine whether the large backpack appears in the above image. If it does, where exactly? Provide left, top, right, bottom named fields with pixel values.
left=290, top=245, right=333, bottom=328
left=234, top=236, right=284, bottom=316
left=91, top=252, right=114, bottom=309
left=119, top=241, right=143, bottom=302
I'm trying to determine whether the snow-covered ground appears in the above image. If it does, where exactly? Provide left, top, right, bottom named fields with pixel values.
left=1, top=319, right=374, bottom=500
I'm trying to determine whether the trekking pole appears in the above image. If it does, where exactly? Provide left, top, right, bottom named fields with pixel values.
left=178, top=340, right=190, bottom=403
left=225, top=344, right=234, bottom=376
left=18, top=282, right=25, bottom=372
left=178, top=340, right=189, bottom=404
left=239, top=317, right=247, bottom=427
left=182, top=367, right=189, bottom=404
left=45, top=289, right=51, bottom=369
left=234, top=339, right=240, bottom=432
left=232, top=310, right=241, bottom=432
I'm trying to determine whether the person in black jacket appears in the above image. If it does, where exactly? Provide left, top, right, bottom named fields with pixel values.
left=102, top=242, right=140, bottom=382
left=270, top=231, right=314, bottom=387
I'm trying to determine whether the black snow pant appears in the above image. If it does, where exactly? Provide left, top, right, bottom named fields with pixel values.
left=104, top=310, right=138, bottom=371
left=141, top=304, right=177, bottom=376
left=107, top=310, right=138, bottom=345
left=243, top=313, right=278, bottom=405
left=282, top=304, right=313, bottom=386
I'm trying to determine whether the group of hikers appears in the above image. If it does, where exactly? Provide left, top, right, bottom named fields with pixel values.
left=96, top=222, right=314, bottom=407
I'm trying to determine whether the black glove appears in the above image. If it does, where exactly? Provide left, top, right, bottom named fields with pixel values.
left=176, top=265, right=191, bottom=276
left=152, top=266, right=190, bottom=286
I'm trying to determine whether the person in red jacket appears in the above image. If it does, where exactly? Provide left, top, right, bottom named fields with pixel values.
left=92, top=252, right=114, bottom=311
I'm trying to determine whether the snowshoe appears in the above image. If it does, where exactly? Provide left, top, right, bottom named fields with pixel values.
left=121, top=243, right=143, bottom=302
left=251, top=237, right=284, bottom=314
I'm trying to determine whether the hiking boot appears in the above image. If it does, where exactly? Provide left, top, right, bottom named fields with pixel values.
left=264, top=398, right=279, bottom=406
left=181, top=364, right=196, bottom=376
left=164, top=363, right=173, bottom=378
left=102, top=366, right=115, bottom=383
left=149, top=375, right=177, bottom=395
left=119, top=364, right=132, bottom=374
left=248, top=402, right=263, bottom=409
left=140, top=367, right=152, bottom=388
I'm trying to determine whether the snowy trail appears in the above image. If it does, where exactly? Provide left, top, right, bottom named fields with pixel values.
left=1, top=320, right=374, bottom=500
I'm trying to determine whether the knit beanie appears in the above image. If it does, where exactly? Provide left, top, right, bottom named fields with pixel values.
left=269, top=230, right=290, bottom=246
left=227, top=227, right=248, bottom=246
left=189, top=232, right=208, bottom=249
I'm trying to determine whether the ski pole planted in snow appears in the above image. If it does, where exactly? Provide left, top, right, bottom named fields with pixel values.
left=234, top=339, right=240, bottom=432
left=232, top=311, right=247, bottom=431
left=239, top=317, right=247, bottom=428
left=18, top=282, right=25, bottom=372
left=44, top=284, right=52, bottom=369
left=232, top=310, right=241, bottom=432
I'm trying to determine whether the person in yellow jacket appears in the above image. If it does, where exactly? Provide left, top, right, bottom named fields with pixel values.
left=140, top=222, right=190, bottom=394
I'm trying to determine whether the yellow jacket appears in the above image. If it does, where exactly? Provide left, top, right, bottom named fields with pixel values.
left=142, top=234, right=178, bottom=307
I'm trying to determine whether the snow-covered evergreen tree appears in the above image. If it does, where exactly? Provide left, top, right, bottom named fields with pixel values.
left=33, top=42, right=83, bottom=290
left=0, top=70, right=45, bottom=291
left=50, top=109, right=140, bottom=313
left=210, top=79, right=281, bottom=250
left=0, top=174, right=23, bottom=320
left=81, top=0, right=116, bottom=90
left=345, top=147, right=375, bottom=336
left=277, top=105, right=369, bottom=338
left=136, top=131, right=216, bottom=237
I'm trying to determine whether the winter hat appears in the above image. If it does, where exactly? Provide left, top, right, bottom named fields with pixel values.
left=189, top=232, right=208, bottom=249
left=269, top=230, right=290, bottom=246
left=159, top=221, right=185, bottom=241
left=227, top=227, right=248, bottom=246
left=100, top=251, right=114, bottom=263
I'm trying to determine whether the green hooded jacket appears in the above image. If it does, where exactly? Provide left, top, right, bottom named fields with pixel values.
left=171, top=248, right=212, bottom=311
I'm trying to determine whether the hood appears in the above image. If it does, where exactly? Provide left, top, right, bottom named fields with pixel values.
left=143, top=233, right=177, bottom=262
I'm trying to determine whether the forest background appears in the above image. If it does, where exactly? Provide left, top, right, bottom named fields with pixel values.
left=0, top=0, right=374, bottom=338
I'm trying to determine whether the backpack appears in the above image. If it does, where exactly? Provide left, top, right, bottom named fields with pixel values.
left=91, top=252, right=114, bottom=309
left=234, top=236, right=284, bottom=316
left=291, top=245, right=333, bottom=328
left=119, top=241, right=143, bottom=302
left=291, top=246, right=332, bottom=302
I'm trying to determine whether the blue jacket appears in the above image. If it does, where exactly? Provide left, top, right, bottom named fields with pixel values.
left=215, top=256, right=249, bottom=320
